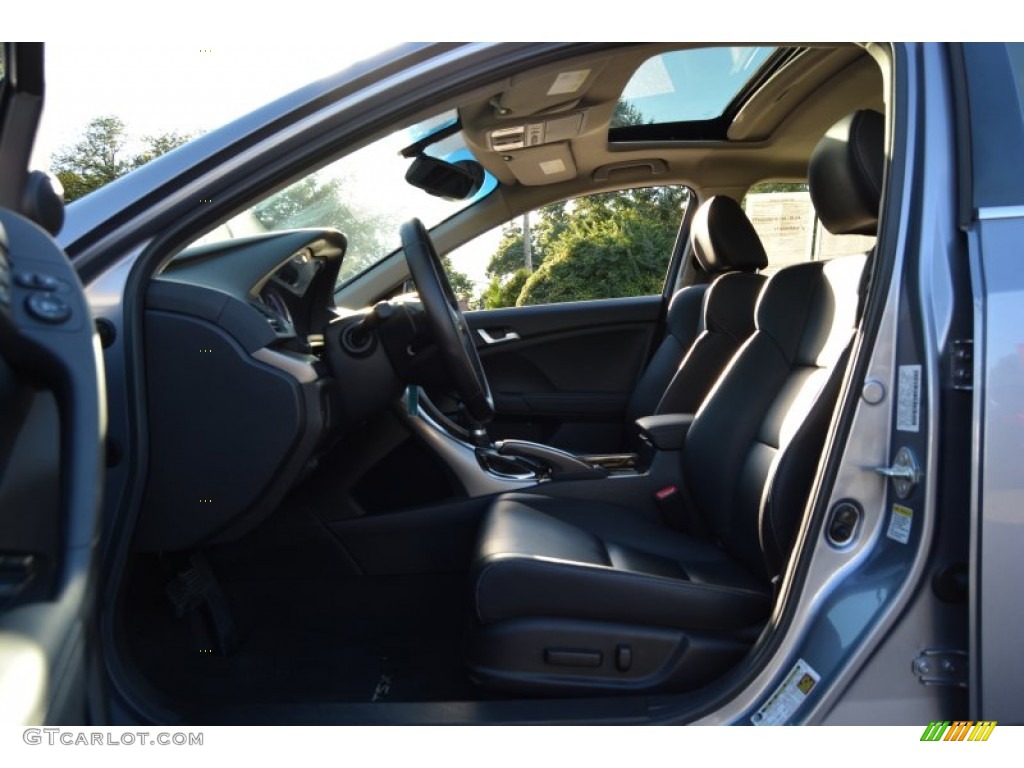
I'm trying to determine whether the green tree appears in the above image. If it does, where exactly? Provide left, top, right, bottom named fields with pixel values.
left=253, top=174, right=397, bottom=281
left=51, top=115, right=195, bottom=202
left=480, top=186, right=687, bottom=309
left=517, top=203, right=678, bottom=306
left=485, top=223, right=528, bottom=280
left=478, top=268, right=531, bottom=310
left=132, top=130, right=194, bottom=167
left=609, top=100, right=649, bottom=129
left=253, top=173, right=474, bottom=296
left=746, top=181, right=808, bottom=195
left=481, top=200, right=570, bottom=298
left=442, top=258, right=475, bottom=303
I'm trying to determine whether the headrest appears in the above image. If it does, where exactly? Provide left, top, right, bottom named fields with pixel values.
left=808, top=110, right=885, bottom=236
left=691, top=196, right=769, bottom=274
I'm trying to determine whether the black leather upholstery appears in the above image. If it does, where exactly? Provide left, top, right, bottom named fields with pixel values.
left=652, top=270, right=765, bottom=416
left=474, top=495, right=771, bottom=631
left=468, top=112, right=883, bottom=693
left=808, top=110, right=884, bottom=235
left=623, top=283, right=707, bottom=426
left=683, top=255, right=865, bottom=579
left=468, top=256, right=866, bottom=691
left=624, top=196, right=766, bottom=437
left=692, top=195, right=769, bottom=273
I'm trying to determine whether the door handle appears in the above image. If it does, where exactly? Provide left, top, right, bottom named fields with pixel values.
left=477, top=328, right=521, bottom=345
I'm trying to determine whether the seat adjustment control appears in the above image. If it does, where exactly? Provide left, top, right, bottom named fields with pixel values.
left=616, top=644, right=632, bottom=671
left=545, top=648, right=602, bottom=668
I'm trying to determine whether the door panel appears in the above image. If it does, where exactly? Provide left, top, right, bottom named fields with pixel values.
left=465, top=295, right=662, bottom=452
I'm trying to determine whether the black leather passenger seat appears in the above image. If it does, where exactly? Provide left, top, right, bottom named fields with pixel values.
left=466, top=110, right=885, bottom=694
left=623, top=196, right=768, bottom=447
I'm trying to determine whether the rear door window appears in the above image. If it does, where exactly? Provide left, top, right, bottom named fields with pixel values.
left=743, top=182, right=875, bottom=273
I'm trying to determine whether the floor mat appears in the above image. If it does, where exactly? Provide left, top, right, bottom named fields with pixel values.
left=124, top=563, right=479, bottom=708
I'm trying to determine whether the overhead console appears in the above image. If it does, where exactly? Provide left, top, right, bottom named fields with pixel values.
left=487, top=113, right=585, bottom=153
left=460, top=46, right=676, bottom=188
left=483, top=114, right=586, bottom=186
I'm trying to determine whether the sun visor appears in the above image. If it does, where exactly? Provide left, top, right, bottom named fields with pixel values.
left=502, top=143, right=577, bottom=185
left=493, top=61, right=607, bottom=118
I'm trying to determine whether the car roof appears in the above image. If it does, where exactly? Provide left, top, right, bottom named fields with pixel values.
left=425, top=43, right=884, bottom=257
left=461, top=44, right=884, bottom=207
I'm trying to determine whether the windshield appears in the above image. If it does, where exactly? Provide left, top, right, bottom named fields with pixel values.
left=193, top=109, right=496, bottom=286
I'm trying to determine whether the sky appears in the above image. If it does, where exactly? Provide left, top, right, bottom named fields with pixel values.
left=32, top=42, right=401, bottom=170
left=30, top=40, right=503, bottom=290
left=29, top=39, right=505, bottom=286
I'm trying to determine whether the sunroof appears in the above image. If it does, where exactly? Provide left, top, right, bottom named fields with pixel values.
left=612, top=46, right=777, bottom=129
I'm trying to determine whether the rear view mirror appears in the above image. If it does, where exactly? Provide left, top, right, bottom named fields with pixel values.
left=405, top=155, right=484, bottom=201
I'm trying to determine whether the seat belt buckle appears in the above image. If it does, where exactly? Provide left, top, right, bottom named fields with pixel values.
left=654, top=485, right=687, bottom=530
left=655, top=484, right=679, bottom=501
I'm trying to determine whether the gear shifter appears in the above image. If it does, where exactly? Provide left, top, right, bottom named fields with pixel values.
left=469, top=427, right=492, bottom=449
left=459, top=401, right=605, bottom=481
left=458, top=402, right=495, bottom=449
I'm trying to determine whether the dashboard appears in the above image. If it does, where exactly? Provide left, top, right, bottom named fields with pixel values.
left=153, top=229, right=347, bottom=350
left=135, top=229, right=349, bottom=551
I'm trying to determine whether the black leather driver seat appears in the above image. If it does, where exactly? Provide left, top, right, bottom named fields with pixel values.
left=623, top=196, right=767, bottom=449
left=466, top=110, right=885, bottom=694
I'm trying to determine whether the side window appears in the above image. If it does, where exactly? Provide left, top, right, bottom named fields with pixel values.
left=447, top=186, right=690, bottom=309
left=743, top=182, right=875, bottom=273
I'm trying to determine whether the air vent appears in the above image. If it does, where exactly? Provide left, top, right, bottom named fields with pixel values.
left=249, top=300, right=287, bottom=334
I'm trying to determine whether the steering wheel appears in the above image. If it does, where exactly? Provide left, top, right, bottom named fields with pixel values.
left=400, top=218, right=494, bottom=424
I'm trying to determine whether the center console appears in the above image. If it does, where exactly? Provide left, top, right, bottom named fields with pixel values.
left=401, top=387, right=694, bottom=513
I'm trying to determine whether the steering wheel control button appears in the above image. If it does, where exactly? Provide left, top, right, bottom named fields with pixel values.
left=827, top=501, right=861, bottom=546
left=25, top=292, right=73, bottom=324
left=14, top=270, right=62, bottom=292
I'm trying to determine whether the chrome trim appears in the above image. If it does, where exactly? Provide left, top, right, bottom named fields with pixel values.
left=251, top=348, right=319, bottom=384
left=965, top=223, right=985, bottom=719
left=477, top=328, right=521, bottom=345
left=872, top=446, right=922, bottom=499
left=399, top=394, right=535, bottom=497
left=976, top=205, right=1024, bottom=221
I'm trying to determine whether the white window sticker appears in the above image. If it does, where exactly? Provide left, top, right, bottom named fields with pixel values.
left=547, top=69, right=591, bottom=96
left=896, top=364, right=922, bottom=432
left=887, top=503, right=914, bottom=544
left=751, top=658, right=821, bottom=725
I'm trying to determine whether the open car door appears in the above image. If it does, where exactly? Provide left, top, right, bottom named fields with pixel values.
left=0, top=43, right=105, bottom=724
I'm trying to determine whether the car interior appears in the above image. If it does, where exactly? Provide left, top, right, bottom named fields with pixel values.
left=108, top=43, right=892, bottom=722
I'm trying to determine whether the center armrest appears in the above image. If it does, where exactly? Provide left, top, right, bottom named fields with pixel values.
left=635, top=414, right=696, bottom=452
